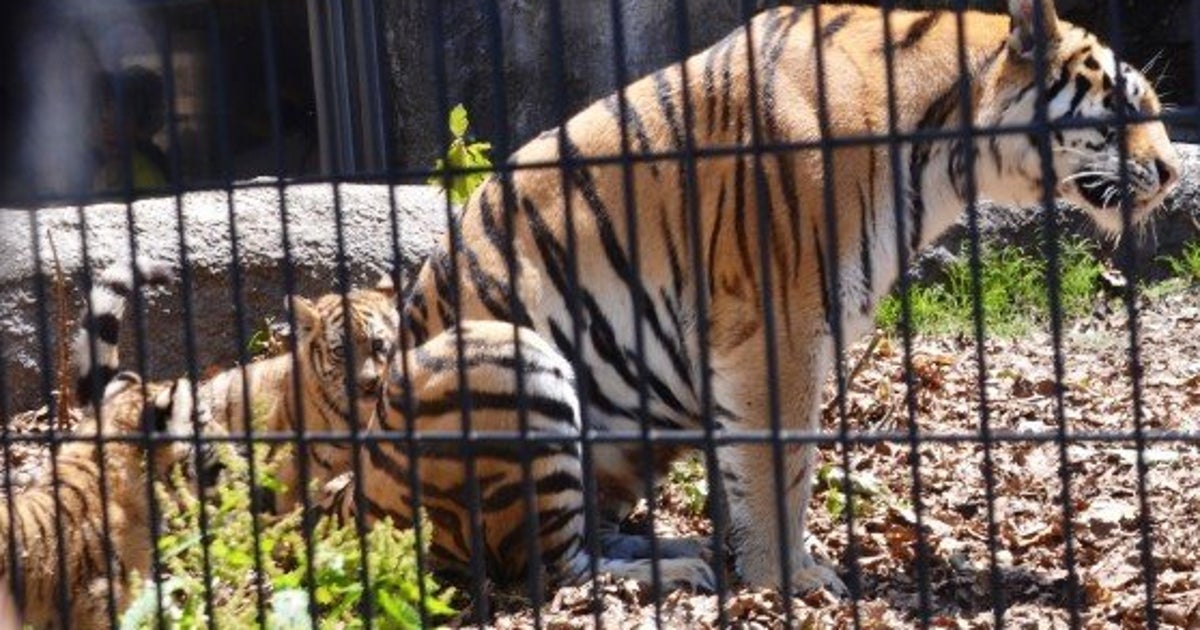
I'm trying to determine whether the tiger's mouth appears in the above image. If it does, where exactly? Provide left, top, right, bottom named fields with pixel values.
left=1066, top=172, right=1159, bottom=233
left=355, top=380, right=381, bottom=402
left=1073, top=174, right=1116, bottom=210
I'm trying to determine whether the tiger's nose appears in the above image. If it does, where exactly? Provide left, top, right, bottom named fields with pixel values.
left=1154, top=157, right=1178, bottom=190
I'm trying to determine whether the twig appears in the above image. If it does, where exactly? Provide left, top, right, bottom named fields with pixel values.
left=822, top=331, right=883, bottom=417
left=46, top=231, right=73, bottom=422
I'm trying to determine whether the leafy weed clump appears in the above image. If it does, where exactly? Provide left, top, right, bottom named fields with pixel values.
left=122, top=447, right=456, bottom=629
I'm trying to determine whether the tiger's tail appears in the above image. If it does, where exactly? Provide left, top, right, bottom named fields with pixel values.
left=71, top=258, right=174, bottom=408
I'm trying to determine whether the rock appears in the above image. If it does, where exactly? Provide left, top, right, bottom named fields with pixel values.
left=916, top=143, right=1200, bottom=282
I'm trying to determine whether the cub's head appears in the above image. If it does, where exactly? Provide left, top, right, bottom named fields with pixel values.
left=289, top=277, right=399, bottom=415
left=984, top=0, right=1181, bottom=233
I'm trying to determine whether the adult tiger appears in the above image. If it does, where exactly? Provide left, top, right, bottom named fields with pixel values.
left=2, top=373, right=218, bottom=629
left=383, top=0, right=1181, bottom=594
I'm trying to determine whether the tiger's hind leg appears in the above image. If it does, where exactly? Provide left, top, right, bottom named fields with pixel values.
left=322, top=321, right=714, bottom=592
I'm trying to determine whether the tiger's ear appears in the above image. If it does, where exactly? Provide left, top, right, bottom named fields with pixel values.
left=1007, top=0, right=1061, bottom=60
left=286, top=295, right=320, bottom=339
left=374, top=272, right=396, bottom=299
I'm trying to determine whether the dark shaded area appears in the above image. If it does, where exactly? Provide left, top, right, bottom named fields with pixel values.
left=0, top=0, right=319, bottom=207
left=384, top=0, right=1196, bottom=173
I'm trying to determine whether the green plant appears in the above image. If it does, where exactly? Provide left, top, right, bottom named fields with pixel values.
left=1160, top=240, right=1200, bottom=285
left=121, top=444, right=456, bottom=629
left=666, top=455, right=709, bottom=516
left=428, top=104, right=493, bottom=205
left=246, top=316, right=282, bottom=358
left=877, top=240, right=1105, bottom=337
left=816, top=464, right=885, bottom=520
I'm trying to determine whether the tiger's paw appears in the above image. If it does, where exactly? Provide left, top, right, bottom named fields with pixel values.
left=791, top=562, right=847, bottom=598
left=593, top=556, right=716, bottom=592
left=657, top=557, right=717, bottom=592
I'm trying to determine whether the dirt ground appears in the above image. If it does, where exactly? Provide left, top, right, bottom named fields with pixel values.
left=492, top=286, right=1200, bottom=629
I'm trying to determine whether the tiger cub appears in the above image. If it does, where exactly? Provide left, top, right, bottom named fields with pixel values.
left=70, top=267, right=400, bottom=513
left=2, top=373, right=217, bottom=630
left=199, top=280, right=399, bottom=512
left=389, top=0, right=1180, bottom=594
left=320, top=321, right=712, bottom=589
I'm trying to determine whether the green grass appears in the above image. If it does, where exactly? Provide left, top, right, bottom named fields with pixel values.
left=1160, top=240, right=1200, bottom=286
left=876, top=240, right=1106, bottom=337
left=121, top=447, right=456, bottom=629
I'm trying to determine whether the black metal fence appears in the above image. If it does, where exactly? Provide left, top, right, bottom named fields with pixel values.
left=1, top=0, right=1198, bottom=628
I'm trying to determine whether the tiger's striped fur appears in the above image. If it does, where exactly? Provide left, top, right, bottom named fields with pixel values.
left=69, top=267, right=401, bottom=514
left=3, top=373, right=216, bottom=629
left=383, top=0, right=1180, bottom=593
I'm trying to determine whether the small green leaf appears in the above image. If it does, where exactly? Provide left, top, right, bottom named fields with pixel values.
left=449, top=104, right=469, bottom=138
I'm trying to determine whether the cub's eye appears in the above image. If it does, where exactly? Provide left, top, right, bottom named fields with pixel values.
left=330, top=345, right=346, bottom=361
left=371, top=338, right=390, bottom=356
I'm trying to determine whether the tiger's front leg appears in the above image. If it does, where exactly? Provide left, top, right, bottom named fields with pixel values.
left=713, top=336, right=847, bottom=596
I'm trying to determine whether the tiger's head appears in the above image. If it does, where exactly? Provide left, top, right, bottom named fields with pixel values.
left=289, top=277, right=399, bottom=417
left=980, top=0, right=1181, bottom=233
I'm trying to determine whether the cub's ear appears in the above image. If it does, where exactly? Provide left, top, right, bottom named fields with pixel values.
left=374, top=272, right=396, bottom=299
left=286, top=295, right=320, bottom=338
left=1008, top=0, right=1061, bottom=60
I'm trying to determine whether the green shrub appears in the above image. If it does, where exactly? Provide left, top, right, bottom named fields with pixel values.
left=665, top=455, right=709, bottom=517
left=121, top=446, right=456, bottom=629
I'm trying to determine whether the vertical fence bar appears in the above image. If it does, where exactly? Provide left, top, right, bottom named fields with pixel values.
left=425, top=1, right=490, bottom=622
left=476, top=0, right=547, bottom=622
left=257, top=0, right=323, bottom=621
left=543, top=2, right=607, bottom=627
left=151, top=7, right=221, bottom=628
left=69, top=92, right=121, bottom=628
left=672, top=0, right=734, bottom=619
left=110, top=53, right=178, bottom=630
left=808, top=4, right=866, bottom=624
left=365, top=0, right=437, bottom=620
left=732, top=4, right=795, bottom=625
left=603, top=0, right=667, bottom=622
left=1102, top=1, right=1159, bottom=626
left=1026, top=1, right=1085, bottom=624
left=315, top=0, right=379, bottom=621
left=949, top=0, right=1006, bottom=625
